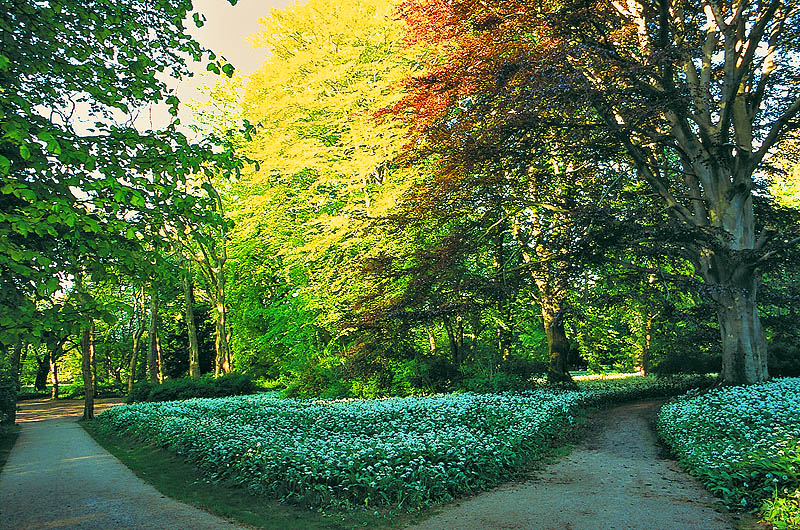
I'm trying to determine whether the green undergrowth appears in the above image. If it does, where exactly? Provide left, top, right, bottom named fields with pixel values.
left=82, top=420, right=420, bottom=529
left=92, top=374, right=710, bottom=516
left=127, top=373, right=257, bottom=403
left=657, top=378, right=800, bottom=529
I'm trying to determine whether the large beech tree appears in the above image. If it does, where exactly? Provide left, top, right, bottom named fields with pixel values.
left=398, top=0, right=800, bottom=384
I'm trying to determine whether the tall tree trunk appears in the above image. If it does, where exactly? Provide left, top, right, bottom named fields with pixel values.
left=637, top=313, right=655, bottom=376
left=540, top=295, right=573, bottom=384
left=699, top=239, right=769, bottom=384
left=156, top=330, right=164, bottom=383
left=128, top=285, right=146, bottom=392
left=534, top=275, right=574, bottom=385
left=49, top=353, right=58, bottom=400
left=184, top=266, right=201, bottom=378
left=148, top=286, right=160, bottom=384
left=81, top=320, right=95, bottom=420
left=34, top=350, right=51, bottom=391
left=712, top=277, right=768, bottom=384
left=128, top=328, right=143, bottom=392
left=214, top=267, right=231, bottom=375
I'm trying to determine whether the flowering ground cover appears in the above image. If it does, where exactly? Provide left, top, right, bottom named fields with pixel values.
left=657, top=378, right=800, bottom=528
left=94, top=374, right=710, bottom=509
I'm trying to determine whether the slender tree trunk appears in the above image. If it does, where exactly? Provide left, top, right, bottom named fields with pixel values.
left=128, top=328, right=143, bottom=392
left=128, top=285, right=146, bottom=392
left=81, top=320, right=95, bottom=420
left=637, top=313, right=655, bottom=376
left=92, top=337, right=98, bottom=394
left=214, top=268, right=231, bottom=375
left=156, top=330, right=164, bottom=383
left=184, top=266, right=201, bottom=378
left=49, top=353, right=58, bottom=399
left=148, top=286, right=160, bottom=384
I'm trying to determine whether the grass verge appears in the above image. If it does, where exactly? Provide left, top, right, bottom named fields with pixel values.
left=81, top=420, right=421, bottom=530
left=0, top=424, right=20, bottom=473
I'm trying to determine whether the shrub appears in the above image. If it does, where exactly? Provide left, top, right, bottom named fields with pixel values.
left=126, top=373, right=257, bottom=403
left=99, top=374, right=710, bottom=509
left=0, top=371, right=16, bottom=425
left=657, top=378, right=800, bottom=527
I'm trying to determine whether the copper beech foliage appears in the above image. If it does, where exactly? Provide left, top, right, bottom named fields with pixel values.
left=391, top=0, right=800, bottom=384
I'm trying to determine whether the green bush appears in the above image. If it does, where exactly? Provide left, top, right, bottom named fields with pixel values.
left=98, top=374, right=712, bottom=510
left=62, top=381, right=128, bottom=400
left=126, top=373, right=257, bottom=403
left=0, top=371, right=16, bottom=425
left=657, top=378, right=800, bottom=526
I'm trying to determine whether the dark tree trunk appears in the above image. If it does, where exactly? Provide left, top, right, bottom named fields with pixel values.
left=637, top=313, right=655, bottom=376
left=81, top=320, right=95, bottom=420
left=541, top=299, right=573, bottom=384
left=34, top=350, right=51, bottom=391
left=699, top=245, right=769, bottom=384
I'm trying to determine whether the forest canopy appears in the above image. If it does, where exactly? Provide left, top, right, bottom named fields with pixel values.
left=2, top=0, right=799, bottom=416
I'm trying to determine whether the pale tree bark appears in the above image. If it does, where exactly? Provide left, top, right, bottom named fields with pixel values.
left=49, top=353, right=58, bottom=400
left=147, top=285, right=161, bottom=384
left=578, top=0, right=800, bottom=383
left=156, top=330, right=164, bottom=383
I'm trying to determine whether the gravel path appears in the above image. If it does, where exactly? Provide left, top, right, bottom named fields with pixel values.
left=407, top=400, right=742, bottom=530
left=0, top=398, right=244, bottom=530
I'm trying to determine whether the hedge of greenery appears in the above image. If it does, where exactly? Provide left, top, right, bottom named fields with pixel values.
left=657, top=378, right=800, bottom=528
left=126, top=373, right=257, bottom=403
left=96, top=375, right=710, bottom=509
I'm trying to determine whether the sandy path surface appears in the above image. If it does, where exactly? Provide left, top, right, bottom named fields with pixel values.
left=408, top=400, right=739, bottom=530
left=0, top=398, right=244, bottom=530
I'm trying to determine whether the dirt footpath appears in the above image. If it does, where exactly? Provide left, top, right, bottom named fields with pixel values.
left=408, top=400, right=744, bottom=530
left=0, top=398, right=244, bottom=530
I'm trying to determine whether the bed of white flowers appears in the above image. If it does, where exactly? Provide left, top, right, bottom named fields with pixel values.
left=657, top=378, right=800, bottom=526
left=94, top=374, right=710, bottom=509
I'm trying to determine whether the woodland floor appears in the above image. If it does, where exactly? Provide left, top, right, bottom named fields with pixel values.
left=0, top=397, right=764, bottom=530
left=0, top=398, right=244, bottom=530
left=407, top=400, right=759, bottom=530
